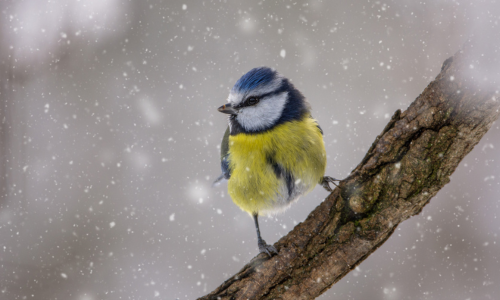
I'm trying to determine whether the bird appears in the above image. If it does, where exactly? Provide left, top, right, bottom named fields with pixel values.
left=214, top=67, right=338, bottom=256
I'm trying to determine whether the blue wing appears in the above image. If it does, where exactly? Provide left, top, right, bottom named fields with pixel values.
left=311, top=116, right=323, bottom=135
left=213, top=126, right=231, bottom=186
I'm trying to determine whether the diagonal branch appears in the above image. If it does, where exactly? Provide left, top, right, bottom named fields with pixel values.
left=199, top=38, right=500, bottom=300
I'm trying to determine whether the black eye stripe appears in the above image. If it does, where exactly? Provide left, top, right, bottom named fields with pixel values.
left=241, top=97, right=259, bottom=107
left=236, top=89, right=284, bottom=109
left=247, top=97, right=259, bottom=105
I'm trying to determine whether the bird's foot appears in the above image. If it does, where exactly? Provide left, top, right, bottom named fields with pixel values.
left=258, top=238, right=278, bottom=257
left=321, top=176, right=341, bottom=192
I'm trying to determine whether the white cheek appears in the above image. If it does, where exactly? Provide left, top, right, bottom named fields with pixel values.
left=237, top=92, right=288, bottom=131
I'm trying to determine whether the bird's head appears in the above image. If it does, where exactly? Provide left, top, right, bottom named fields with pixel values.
left=218, top=67, right=310, bottom=134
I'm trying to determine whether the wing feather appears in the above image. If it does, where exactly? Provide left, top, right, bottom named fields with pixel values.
left=213, top=126, right=231, bottom=186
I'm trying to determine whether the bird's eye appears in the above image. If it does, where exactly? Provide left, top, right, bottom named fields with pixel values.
left=247, top=97, right=259, bottom=106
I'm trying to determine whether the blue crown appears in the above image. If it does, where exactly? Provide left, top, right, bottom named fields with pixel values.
left=232, top=67, right=277, bottom=94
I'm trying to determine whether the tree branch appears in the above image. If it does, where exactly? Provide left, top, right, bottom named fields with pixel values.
left=199, top=38, right=500, bottom=300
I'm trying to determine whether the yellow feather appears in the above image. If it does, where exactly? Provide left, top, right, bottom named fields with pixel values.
left=227, top=116, right=326, bottom=215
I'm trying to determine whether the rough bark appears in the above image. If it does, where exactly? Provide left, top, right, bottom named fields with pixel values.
left=199, top=38, right=500, bottom=300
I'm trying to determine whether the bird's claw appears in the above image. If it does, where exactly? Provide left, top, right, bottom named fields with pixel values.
left=258, top=238, right=278, bottom=257
left=321, top=176, right=341, bottom=192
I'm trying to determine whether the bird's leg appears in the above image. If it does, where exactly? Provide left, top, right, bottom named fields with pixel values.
left=253, top=213, right=278, bottom=256
left=321, top=176, right=341, bottom=192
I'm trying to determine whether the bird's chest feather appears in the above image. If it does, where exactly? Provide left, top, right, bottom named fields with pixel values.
left=227, top=118, right=326, bottom=214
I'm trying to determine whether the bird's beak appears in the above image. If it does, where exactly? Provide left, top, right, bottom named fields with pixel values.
left=218, top=103, right=238, bottom=115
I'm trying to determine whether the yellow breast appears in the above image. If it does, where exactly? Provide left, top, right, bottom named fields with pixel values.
left=227, top=116, right=326, bottom=215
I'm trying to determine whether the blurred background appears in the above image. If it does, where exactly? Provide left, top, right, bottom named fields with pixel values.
left=1, top=0, right=499, bottom=299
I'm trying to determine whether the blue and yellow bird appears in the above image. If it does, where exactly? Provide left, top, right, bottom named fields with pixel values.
left=214, top=67, right=338, bottom=256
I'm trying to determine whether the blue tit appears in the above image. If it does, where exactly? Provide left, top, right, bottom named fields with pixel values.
left=214, top=67, right=338, bottom=256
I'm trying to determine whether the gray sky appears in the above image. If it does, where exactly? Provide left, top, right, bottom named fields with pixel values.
left=1, top=0, right=500, bottom=299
